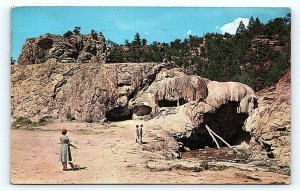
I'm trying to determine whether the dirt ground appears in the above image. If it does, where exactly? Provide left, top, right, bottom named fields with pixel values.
left=10, top=120, right=290, bottom=184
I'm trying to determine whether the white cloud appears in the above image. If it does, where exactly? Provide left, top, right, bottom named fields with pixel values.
left=219, top=17, right=250, bottom=35
left=186, top=29, right=192, bottom=36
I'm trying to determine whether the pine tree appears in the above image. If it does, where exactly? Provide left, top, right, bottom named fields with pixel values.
left=236, top=21, right=246, bottom=35
left=133, top=32, right=141, bottom=46
left=248, top=17, right=255, bottom=33
left=142, top=38, right=147, bottom=46
left=11, top=57, right=16, bottom=65
left=124, top=39, right=130, bottom=46
left=73, top=26, right=81, bottom=35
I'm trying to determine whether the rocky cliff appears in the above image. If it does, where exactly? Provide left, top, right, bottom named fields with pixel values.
left=11, top=60, right=257, bottom=151
left=244, top=71, right=291, bottom=171
left=18, top=34, right=107, bottom=65
left=11, top=60, right=161, bottom=122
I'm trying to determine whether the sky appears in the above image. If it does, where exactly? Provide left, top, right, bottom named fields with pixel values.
left=11, top=7, right=290, bottom=61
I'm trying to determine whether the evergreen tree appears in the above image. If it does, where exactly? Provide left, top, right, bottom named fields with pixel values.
left=73, top=26, right=81, bottom=35
left=91, top=29, right=98, bottom=39
left=11, top=57, right=16, bottom=65
left=253, top=17, right=263, bottom=35
left=248, top=17, right=255, bottom=28
left=63, top=30, right=74, bottom=38
left=142, top=38, right=147, bottom=46
left=124, top=39, right=130, bottom=46
left=236, top=21, right=246, bottom=35
left=133, top=32, right=141, bottom=46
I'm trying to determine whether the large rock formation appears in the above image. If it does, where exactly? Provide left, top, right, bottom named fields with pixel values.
left=11, top=60, right=163, bottom=122
left=244, top=71, right=291, bottom=170
left=11, top=61, right=257, bottom=152
left=129, top=68, right=208, bottom=118
left=18, top=34, right=107, bottom=65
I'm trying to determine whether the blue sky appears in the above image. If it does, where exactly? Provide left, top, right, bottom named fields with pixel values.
left=11, top=7, right=290, bottom=61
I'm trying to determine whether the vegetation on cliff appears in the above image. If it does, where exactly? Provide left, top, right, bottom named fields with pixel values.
left=15, top=14, right=290, bottom=91
left=106, top=14, right=290, bottom=91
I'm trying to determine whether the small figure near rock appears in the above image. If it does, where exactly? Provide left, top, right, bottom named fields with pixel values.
left=135, top=124, right=143, bottom=144
left=60, top=128, right=77, bottom=171
left=135, top=125, right=139, bottom=143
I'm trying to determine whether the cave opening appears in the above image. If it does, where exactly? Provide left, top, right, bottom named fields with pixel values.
left=133, top=105, right=152, bottom=116
left=105, top=106, right=133, bottom=121
left=176, top=101, right=251, bottom=150
left=158, top=98, right=187, bottom=107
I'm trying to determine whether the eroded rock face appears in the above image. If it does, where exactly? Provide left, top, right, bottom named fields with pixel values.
left=244, top=72, right=291, bottom=168
left=11, top=61, right=161, bottom=122
left=12, top=61, right=257, bottom=148
left=173, top=81, right=256, bottom=149
left=11, top=61, right=259, bottom=153
left=129, top=68, right=208, bottom=119
left=126, top=68, right=257, bottom=149
left=18, top=34, right=107, bottom=65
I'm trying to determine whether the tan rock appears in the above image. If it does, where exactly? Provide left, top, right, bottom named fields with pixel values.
left=18, top=34, right=107, bottom=65
left=244, top=71, right=291, bottom=168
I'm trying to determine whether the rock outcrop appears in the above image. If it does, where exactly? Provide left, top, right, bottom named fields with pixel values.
left=244, top=71, right=291, bottom=170
left=18, top=34, right=107, bottom=65
left=11, top=61, right=257, bottom=152
left=11, top=60, right=161, bottom=122
left=11, top=59, right=255, bottom=127
left=129, top=68, right=208, bottom=118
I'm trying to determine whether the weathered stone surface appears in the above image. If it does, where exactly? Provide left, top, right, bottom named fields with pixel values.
left=244, top=71, right=291, bottom=168
left=11, top=61, right=257, bottom=148
left=18, top=34, right=107, bottom=65
left=129, top=68, right=208, bottom=119
left=11, top=61, right=161, bottom=122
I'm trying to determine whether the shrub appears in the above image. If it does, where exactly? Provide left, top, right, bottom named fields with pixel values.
left=66, top=113, right=75, bottom=121
left=84, top=117, right=94, bottom=123
left=200, top=160, right=209, bottom=170
left=238, top=148, right=253, bottom=163
left=38, top=117, right=47, bottom=124
left=13, top=117, right=33, bottom=127
left=37, top=116, right=51, bottom=125
left=63, top=30, right=74, bottom=38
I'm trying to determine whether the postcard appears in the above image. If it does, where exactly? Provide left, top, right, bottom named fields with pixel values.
left=10, top=7, right=291, bottom=184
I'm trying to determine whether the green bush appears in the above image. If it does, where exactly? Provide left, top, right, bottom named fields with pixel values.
left=200, top=160, right=209, bottom=170
left=66, top=113, right=76, bottom=121
left=63, top=30, right=74, bottom=38
left=84, top=117, right=94, bottom=123
left=38, top=117, right=47, bottom=124
left=13, top=117, right=33, bottom=127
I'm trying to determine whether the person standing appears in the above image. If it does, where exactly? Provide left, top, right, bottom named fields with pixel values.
left=135, top=125, right=139, bottom=143
left=138, top=124, right=143, bottom=144
left=60, top=128, right=77, bottom=171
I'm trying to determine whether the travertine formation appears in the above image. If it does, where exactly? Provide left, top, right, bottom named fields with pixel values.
left=18, top=34, right=107, bottom=65
left=11, top=59, right=291, bottom=171
left=11, top=61, right=256, bottom=137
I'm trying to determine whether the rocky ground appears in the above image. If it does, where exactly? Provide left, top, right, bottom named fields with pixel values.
left=11, top=120, right=290, bottom=184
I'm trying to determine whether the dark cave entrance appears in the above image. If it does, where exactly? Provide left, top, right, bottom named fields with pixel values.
left=176, top=101, right=251, bottom=150
left=133, top=105, right=152, bottom=116
left=105, top=106, right=133, bottom=122
left=158, top=98, right=187, bottom=107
